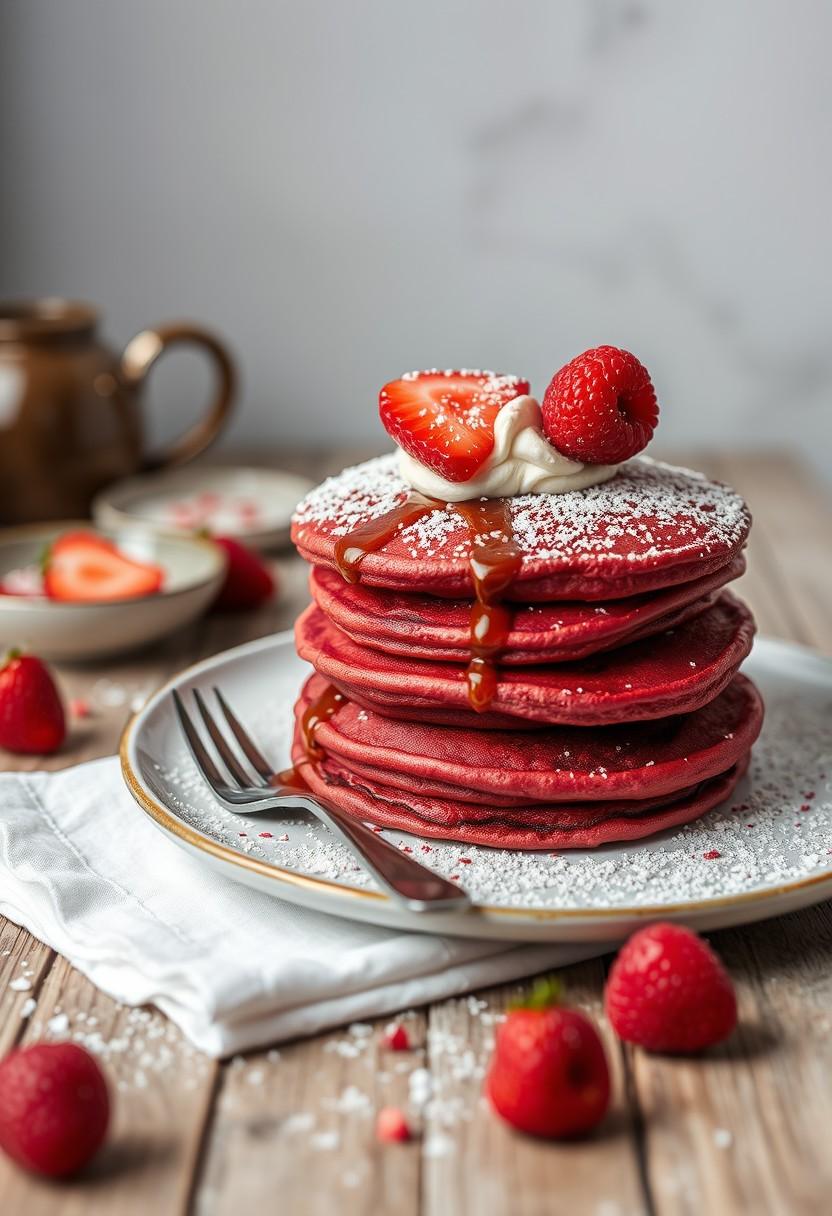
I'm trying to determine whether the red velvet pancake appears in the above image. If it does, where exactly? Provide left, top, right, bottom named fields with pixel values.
left=309, top=555, right=745, bottom=665
left=294, top=672, right=763, bottom=805
left=292, top=455, right=751, bottom=601
left=291, top=733, right=749, bottom=849
left=295, top=593, right=756, bottom=727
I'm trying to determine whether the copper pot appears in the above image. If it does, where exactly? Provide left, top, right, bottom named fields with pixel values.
left=0, top=298, right=236, bottom=524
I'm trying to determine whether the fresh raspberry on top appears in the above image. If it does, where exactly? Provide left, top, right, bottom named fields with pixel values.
left=379, top=369, right=530, bottom=483
left=541, top=346, right=658, bottom=465
left=604, top=922, right=737, bottom=1053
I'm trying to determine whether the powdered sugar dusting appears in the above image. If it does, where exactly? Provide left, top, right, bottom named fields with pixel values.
left=292, top=454, right=750, bottom=568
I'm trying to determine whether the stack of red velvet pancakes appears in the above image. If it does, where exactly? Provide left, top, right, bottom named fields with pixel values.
left=290, top=351, right=764, bottom=850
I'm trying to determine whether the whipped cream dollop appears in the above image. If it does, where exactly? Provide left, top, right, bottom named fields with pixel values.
left=397, top=395, right=618, bottom=502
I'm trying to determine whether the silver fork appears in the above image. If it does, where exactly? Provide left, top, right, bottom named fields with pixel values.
left=172, top=686, right=471, bottom=914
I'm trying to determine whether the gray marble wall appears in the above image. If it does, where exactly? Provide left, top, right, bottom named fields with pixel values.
left=2, top=1, right=830, bottom=476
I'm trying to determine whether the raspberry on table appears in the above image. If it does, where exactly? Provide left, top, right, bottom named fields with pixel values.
left=604, top=921, right=737, bottom=1053
left=0, top=1043, right=110, bottom=1177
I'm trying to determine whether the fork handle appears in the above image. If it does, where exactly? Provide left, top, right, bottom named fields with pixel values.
left=297, top=793, right=470, bottom=913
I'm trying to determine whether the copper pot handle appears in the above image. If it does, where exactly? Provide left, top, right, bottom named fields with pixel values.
left=119, top=322, right=236, bottom=471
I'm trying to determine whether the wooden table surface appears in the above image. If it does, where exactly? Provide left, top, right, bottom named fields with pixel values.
left=0, top=449, right=830, bottom=1216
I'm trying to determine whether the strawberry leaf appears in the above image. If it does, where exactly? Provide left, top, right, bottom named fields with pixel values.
left=509, top=976, right=563, bottom=1012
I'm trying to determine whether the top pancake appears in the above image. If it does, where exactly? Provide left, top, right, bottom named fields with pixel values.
left=292, top=454, right=751, bottom=600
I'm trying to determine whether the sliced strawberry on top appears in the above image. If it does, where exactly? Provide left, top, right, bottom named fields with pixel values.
left=379, top=369, right=530, bottom=483
left=44, top=532, right=164, bottom=602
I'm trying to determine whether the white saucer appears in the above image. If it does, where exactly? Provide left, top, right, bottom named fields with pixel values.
left=121, top=633, right=832, bottom=942
left=93, top=465, right=313, bottom=552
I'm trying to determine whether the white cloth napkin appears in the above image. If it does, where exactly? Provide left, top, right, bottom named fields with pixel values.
left=0, top=757, right=610, bottom=1057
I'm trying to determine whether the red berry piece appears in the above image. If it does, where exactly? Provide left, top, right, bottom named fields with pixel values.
left=212, top=537, right=275, bottom=612
left=379, top=369, right=530, bottom=483
left=0, top=1043, right=110, bottom=1178
left=383, top=1022, right=410, bottom=1051
left=376, top=1106, right=411, bottom=1143
left=44, top=531, right=164, bottom=602
left=541, top=346, right=658, bottom=465
left=485, top=979, right=610, bottom=1139
left=0, top=651, right=66, bottom=755
left=604, top=922, right=737, bottom=1053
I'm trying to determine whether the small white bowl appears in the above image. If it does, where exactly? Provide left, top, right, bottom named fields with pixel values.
left=93, top=465, right=313, bottom=552
left=0, top=523, right=227, bottom=661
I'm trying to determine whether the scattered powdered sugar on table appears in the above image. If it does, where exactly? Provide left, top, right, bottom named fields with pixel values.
left=0, top=973, right=211, bottom=1093
left=292, top=454, right=750, bottom=566
left=148, top=681, right=832, bottom=914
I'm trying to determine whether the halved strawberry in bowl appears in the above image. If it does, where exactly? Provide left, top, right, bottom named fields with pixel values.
left=379, top=369, right=530, bottom=483
left=44, top=532, right=165, bottom=603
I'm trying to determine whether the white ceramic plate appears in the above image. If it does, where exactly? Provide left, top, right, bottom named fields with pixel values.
left=0, top=523, right=226, bottom=661
left=121, top=633, right=832, bottom=942
left=93, top=465, right=314, bottom=552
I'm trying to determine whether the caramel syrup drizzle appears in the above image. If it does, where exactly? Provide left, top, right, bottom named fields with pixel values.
left=335, top=489, right=522, bottom=712
left=319, top=487, right=521, bottom=735
left=333, top=491, right=438, bottom=583
left=274, top=684, right=346, bottom=790
left=454, top=500, right=522, bottom=713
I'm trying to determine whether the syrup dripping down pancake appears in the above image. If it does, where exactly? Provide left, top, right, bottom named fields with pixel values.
left=295, top=593, right=756, bottom=727
left=294, top=672, right=763, bottom=805
left=292, top=455, right=751, bottom=601
left=309, top=555, right=745, bottom=666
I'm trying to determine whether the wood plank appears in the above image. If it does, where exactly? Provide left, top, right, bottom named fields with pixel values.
left=0, top=953, right=218, bottom=1215
left=194, top=1011, right=426, bottom=1216
left=422, top=961, right=649, bottom=1216
left=0, top=924, right=53, bottom=1057
left=631, top=904, right=832, bottom=1216
left=623, top=454, right=832, bottom=1216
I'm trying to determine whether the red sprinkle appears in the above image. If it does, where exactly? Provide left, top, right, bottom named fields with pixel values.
left=401, top=845, right=413, bottom=853
left=258, top=832, right=273, bottom=838
left=383, top=1023, right=410, bottom=1051
left=703, top=850, right=721, bottom=860
left=800, top=804, right=811, bottom=812
left=376, top=1106, right=410, bottom=1144
left=458, top=857, right=472, bottom=865
left=420, top=845, right=433, bottom=853
left=238, top=832, right=248, bottom=838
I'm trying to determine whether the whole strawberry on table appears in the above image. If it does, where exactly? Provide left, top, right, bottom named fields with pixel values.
left=485, top=978, right=611, bottom=1140
left=0, top=649, right=65, bottom=755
